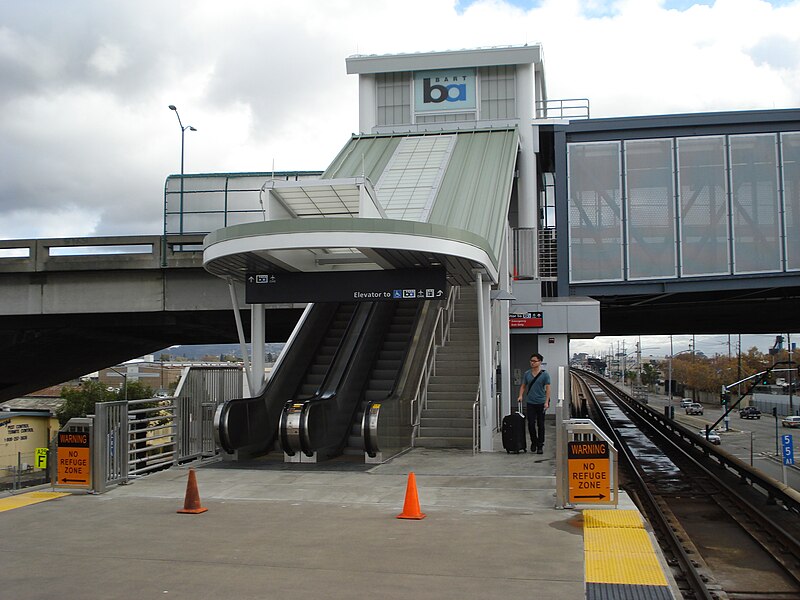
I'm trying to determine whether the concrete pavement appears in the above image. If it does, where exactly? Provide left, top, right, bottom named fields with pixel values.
left=1, top=433, right=660, bottom=600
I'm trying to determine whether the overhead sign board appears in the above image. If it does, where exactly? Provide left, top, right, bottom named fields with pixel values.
left=509, top=311, right=543, bottom=329
left=246, top=268, right=446, bottom=304
left=567, top=440, right=611, bottom=503
left=57, top=431, right=91, bottom=487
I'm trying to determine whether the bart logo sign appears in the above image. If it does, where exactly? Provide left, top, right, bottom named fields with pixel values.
left=414, top=68, right=476, bottom=113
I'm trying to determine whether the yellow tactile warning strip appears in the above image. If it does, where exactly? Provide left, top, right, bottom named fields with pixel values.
left=584, top=509, right=669, bottom=587
left=0, top=491, right=69, bottom=512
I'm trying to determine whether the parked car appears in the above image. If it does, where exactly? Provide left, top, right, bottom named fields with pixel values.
left=685, top=403, right=704, bottom=415
left=680, top=398, right=694, bottom=408
left=782, top=416, right=800, bottom=428
left=739, top=406, right=761, bottom=419
left=698, top=429, right=721, bottom=444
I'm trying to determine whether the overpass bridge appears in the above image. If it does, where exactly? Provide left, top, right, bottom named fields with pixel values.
left=0, top=235, right=302, bottom=403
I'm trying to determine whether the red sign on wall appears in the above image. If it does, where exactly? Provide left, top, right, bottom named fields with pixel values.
left=509, top=312, right=543, bottom=329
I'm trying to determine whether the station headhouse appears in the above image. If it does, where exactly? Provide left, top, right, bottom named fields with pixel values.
left=201, top=44, right=600, bottom=454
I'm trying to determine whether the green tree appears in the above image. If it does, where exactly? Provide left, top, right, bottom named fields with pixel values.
left=641, top=363, right=659, bottom=388
left=57, top=381, right=116, bottom=425
left=57, top=380, right=155, bottom=425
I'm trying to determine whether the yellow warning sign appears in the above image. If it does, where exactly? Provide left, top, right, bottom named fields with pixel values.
left=568, top=441, right=611, bottom=503
left=34, top=447, right=48, bottom=469
left=57, top=432, right=91, bottom=487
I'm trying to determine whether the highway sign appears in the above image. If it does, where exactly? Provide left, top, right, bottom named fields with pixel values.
left=568, top=440, right=612, bottom=503
left=57, top=431, right=91, bottom=487
left=782, top=434, right=795, bottom=466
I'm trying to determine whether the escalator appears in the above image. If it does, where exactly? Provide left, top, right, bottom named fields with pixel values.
left=215, top=297, right=442, bottom=463
left=214, top=302, right=357, bottom=456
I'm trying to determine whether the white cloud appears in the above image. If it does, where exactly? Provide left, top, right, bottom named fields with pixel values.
left=0, top=0, right=799, bottom=240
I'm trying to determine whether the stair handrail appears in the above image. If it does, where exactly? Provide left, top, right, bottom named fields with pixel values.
left=411, top=286, right=460, bottom=443
left=472, top=388, right=480, bottom=455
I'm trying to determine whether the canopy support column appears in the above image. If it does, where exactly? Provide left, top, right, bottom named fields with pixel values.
left=476, top=271, right=494, bottom=451
left=226, top=277, right=254, bottom=395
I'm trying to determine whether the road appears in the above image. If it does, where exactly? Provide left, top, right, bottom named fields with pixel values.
left=614, top=384, right=800, bottom=491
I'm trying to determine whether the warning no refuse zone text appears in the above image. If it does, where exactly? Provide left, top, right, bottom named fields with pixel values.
left=567, top=441, right=609, bottom=460
left=58, top=432, right=89, bottom=448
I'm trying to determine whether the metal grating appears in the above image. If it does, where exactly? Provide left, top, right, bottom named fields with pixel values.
left=376, top=135, right=456, bottom=221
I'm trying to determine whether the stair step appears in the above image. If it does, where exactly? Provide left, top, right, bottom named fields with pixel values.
left=414, top=437, right=472, bottom=449
left=422, top=408, right=474, bottom=419
left=425, top=398, right=476, bottom=409
left=419, top=417, right=472, bottom=428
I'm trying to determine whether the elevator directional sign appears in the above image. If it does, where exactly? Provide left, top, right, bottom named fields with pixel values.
left=246, top=268, right=447, bottom=304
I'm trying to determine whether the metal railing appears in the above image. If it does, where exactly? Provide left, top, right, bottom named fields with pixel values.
left=512, top=227, right=557, bottom=281
left=89, top=366, right=243, bottom=492
left=472, top=390, right=481, bottom=455
left=411, top=286, right=460, bottom=444
left=536, top=98, right=590, bottom=120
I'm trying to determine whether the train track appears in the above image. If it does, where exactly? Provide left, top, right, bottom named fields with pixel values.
left=572, top=369, right=800, bottom=600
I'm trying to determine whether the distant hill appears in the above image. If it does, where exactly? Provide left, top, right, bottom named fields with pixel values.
left=156, top=343, right=285, bottom=361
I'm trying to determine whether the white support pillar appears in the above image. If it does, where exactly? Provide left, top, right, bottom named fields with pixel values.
left=358, top=74, right=377, bottom=134
left=540, top=333, right=570, bottom=414
left=250, top=304, right=266, bottom=395
left=516, top=62, right=537, bottom=230
left=476, top=272, right=494, bottom=451
left=499, top=229, right=512, bottom=419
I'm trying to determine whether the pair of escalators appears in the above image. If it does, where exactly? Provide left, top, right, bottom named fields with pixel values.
left=215, top=299, right=430, bottom=463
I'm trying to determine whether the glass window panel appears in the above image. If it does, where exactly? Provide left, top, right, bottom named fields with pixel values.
left=625, top=139, right=676, bottom=279
left=180, top=190, right=226, bottom=213
left=730, top=134, right=781, bottom=273
left=182, top=213, right=225, bottom=234
left=225, top=212, right=263, bottom=227
left=677, top=136, right=730, bottom=276
left=226, top=190, right=262, bottom=211
left=782, top=132, right=800, bottom=271
left=568, top=142, right=623, bottom=282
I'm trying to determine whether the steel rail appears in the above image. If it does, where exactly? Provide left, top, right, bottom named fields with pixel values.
left=572, top=373, right=714, bottom=600
left=577, top=370, right=800, bottom=596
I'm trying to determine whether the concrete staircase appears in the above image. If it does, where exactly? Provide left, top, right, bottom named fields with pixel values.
left=415, top=289, right=479, bottom=449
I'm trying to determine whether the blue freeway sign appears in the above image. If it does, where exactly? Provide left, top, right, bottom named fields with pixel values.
left=782, top=434, right=794, bottom=466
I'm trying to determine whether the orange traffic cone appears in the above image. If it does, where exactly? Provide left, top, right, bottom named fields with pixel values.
left=177, top=468, right=208, bottom=514
left=396, top=472, right=426, bottom=520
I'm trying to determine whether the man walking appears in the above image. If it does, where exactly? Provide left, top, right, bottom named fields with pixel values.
left=517, top=353, right=551, bottom=454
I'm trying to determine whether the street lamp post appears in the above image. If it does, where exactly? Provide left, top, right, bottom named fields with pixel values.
left=108, top=367, right=128, bottom=401
left=168, top=105, right=197, bottom=235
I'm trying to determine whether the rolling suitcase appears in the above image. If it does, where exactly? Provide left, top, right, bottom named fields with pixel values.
left=502, top=403, right=527, bottom=453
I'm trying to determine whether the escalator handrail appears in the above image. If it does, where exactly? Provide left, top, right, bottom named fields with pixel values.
left=363, top=298, right=443, bottom=456
left=215, top=302, right=317, bottom=450
left=278, top=302, right=378, bottom=455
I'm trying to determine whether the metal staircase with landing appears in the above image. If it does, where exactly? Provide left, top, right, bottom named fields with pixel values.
left=415, top=289, right=479, bottom=448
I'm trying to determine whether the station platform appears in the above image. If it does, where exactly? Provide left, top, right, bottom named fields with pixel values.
left=0, top=439, right=677, bottom=600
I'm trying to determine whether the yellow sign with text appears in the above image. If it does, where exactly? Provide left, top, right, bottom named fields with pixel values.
left=568, top=441, right=611, bottom=503
left=57, top=432, right=91, bottom=487
left=34, top=447, right=48, bottom=469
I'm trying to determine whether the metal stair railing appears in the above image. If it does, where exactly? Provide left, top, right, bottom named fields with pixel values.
left=411, top=286, right=460, bottom=444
